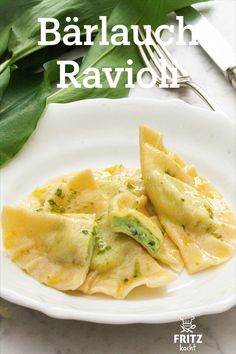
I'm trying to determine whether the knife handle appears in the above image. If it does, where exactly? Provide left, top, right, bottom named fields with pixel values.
left=226, top=66, right=236, bottom=90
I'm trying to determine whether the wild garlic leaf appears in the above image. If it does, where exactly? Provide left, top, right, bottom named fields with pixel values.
left=165, top=0, right=210, bottom=13
left=0, top=0, right=209, bottom=167
left=48, top=0, right=166, bottom=103
left=0, top=67, right=11, bottom=100
left=0, top=0, right=119, bottom=74
left=0, top=69, right=51, bottom=166
left=0, top=55, right=83, bottom=167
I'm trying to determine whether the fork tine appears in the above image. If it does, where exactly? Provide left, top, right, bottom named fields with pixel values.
left=138, top=28, right=221, bottom=112
left=150, top=30, right=189, bottom=78
left=138, top=28, right=183, bottom=83
left=149, top=31, right=179, bottom=78
left=137, top=30, right=162, bottom=83
left=137, top=44, right=162, bottom=84
left=139, top=29, right=169, bottom=77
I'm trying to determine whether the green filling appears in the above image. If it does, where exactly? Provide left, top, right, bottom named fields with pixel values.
left=112, top=215, right=160, bottom=254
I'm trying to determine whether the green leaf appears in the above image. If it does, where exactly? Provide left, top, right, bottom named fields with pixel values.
left=0, top=0, right=119, bottom=74
left=0, top=1, right=43, bottom=60
left=0, top=69, right=51, bottom=166
left=0, top=1, right=43, bottom=28
left=48, top=0, right=209, bottom=104
left=48, top=0, right=166, bottom=103
left=0, top=0, right=209, bottom=168
left=0, top=68, right=11, bottom=100
left=15, top=42, right=73, bottom=72
left=0, top=26, right=11, bottom=58
left=165, top=0, right=210, bottom=13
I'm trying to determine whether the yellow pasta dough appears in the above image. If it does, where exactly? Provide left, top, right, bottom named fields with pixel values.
left=140, top=125, right=236, bottom=273
left=2, top=207, right=96, bottom=290
left=2, top=124, right=234, bottom=299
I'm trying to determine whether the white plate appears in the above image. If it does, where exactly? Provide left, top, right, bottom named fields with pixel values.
left=0, top=98, right=235, bottom=324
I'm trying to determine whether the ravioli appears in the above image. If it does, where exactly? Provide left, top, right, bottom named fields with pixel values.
left=2, top=207, right=96, bottom=290
left=3, top=124, right=233, bottom=299
left=14, top=166, right=177, bottom=298
left=24, top=169, right=107, bottom=215
left=109, top=191, right=163, bottom=258
left=79, top=214, right=176, bottom=299
left=140, top=125, right=236, bottom=273
left=95, top=166, right=183, bottom=272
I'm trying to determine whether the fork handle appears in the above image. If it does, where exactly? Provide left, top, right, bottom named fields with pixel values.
left=183, top=81, right=223, bottom=113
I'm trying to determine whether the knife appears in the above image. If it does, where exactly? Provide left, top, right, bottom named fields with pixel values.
left=176, top=6, right=236, bottom=89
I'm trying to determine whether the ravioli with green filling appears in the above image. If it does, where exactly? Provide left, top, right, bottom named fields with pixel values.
left=79, top=213, right=176, bottom=299
left=1, top=124, right=235, bottom=298
left=140, top=125, right=236, bottom=273
left=95, top=165, right=183, bottom=272
left=109, top=192, right=163, bottom=259
left=2, top=207, right=96, bottom=290
left=13, top=166, right=177, bottom=298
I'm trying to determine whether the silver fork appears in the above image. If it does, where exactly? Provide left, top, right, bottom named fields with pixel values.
left=138, top=28, right=222, bottom=113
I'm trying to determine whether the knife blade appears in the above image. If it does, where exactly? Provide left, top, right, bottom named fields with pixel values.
left=177, top=6, right=236, bottom=89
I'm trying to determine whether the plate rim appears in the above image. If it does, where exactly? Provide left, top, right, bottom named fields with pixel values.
left=1, top=97, right=235, bottom=324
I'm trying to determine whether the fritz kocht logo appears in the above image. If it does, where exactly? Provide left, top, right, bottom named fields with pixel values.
left=174, top=315, right=203, bottom=352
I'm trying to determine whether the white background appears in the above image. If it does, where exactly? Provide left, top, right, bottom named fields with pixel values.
left=0, top=1, right=235, bottom=353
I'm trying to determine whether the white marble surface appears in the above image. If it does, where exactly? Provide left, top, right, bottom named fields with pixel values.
left=0, top=1, right=235, bottom=353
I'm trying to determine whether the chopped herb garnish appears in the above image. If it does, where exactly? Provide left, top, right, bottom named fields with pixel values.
left=47, top=199, right=65, bottom=214
left=54, top=188, right=64, bottom=199
left=96, top=216, right=103, bottom=222
left=123, top=278, right=129, bottom=283
left=36, top=208, right=43, bottom=212
left=164, top=169, right=175, bottom=177
left=182, top=224, right=186, bottom=231
left=68, top=189, right=78, bottom=200
left=205, top=205, right=214, bottom=219
left=181, top=198, right=185, bottom=202
left=92, top=224, right=98, bottom=237
left=127, top=182, right=135, bottom=190
left=48, top=199, right=56, bottom=206
left=133, top=261, right=141, bottom=278
left=212, top=233, right=222, bottom=239
left=82, top=230, right=89, bottom=235
left=97, top=246, right=112, bottom=254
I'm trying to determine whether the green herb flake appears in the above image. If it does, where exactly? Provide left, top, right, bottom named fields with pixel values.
left=54, top=188, right=64, bottom=199
left=68, top=189, right=78, bottom=201
left=133, top=261, right=142, bottom=278
left=181, top=198, right=185, bottom=202
left=127, top=182, right=135, bottom=190
left=123, top=278, right=129, bottom=283
left=36, top=208, right=43, bottom=212
left=98, top=245, right=112, bottom=255
left=205, top=205, right=214, bottom=219
left=164, top=169, right=175, bottom=177
left=82, top=230, right=89, bottom=235
left=47, top=199, right=65, bottom=214
left=48, top=199, right=56, bottom=206
left=212, top=233, right=222, bottom=239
